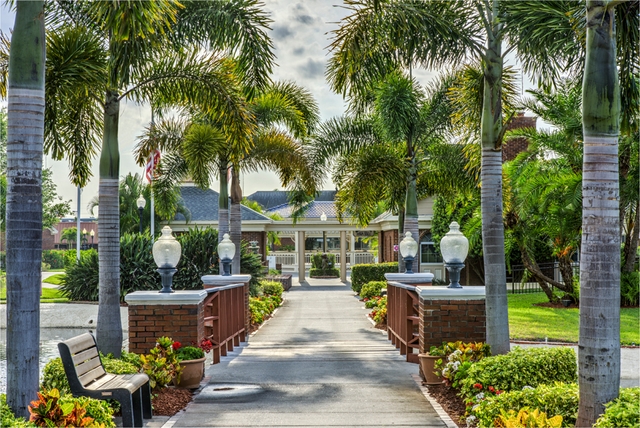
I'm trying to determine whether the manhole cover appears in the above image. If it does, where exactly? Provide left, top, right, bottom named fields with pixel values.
left=195, top=384, right=264, bottom=401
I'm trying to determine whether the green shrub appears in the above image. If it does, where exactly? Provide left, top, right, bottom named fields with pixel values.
left=594, top=387, right=640, bottom=428
left=42, top=250, right=67, bottom=270
left=58, top=395, right=115, bottom=428
left=470, top=382, right=578, bottom=428
left=351, top=262, right=398, bottom=293
left=360, top=281, right=386, bottom=299
left=62, top=228, right=264, bottom=301
left=460, top=347, right=577, bottom=400
left=261, top=280, right=284, bottom=298
left=621, top=271, right=639, bottom=307
left=309, top=267, right=340, bottom=277
left=41, top=357, right=71, bottom=395
left=175, top=345, right=205, bottom=361
left=140, top=336, right=182, bottom=391
left=60, top=250, right=100, bottom=301
left=311, top=253, right=336, bottom=269
left=119, top=350, right=142, bottom=369
left=101, top=357, right=139, bottom=375
left=250, top=294, right=281, bottom=325
left=1, top=394, right=34, bottom=427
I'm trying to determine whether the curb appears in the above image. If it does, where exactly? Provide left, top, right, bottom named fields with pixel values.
left=412, top=374, right=459, bottom=428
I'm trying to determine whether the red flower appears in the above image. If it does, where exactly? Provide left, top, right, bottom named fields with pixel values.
left=496, top=390, right=503, bottom=395
left=473, top=383, right=483, bottom=390
left=172, top=341, right=182, bottom=350
left=199, top=339, right=213, bottom=353
left=488, top=386, right=495, bottom=393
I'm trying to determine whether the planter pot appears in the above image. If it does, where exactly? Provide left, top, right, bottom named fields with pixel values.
left=562, top=299, right=571, bottom=307
left=175, top=358, right=205, bottom=389
left=418, top=354, right=444, bottom=385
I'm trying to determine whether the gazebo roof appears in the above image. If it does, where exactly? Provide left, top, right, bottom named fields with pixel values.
left=175, top=186, right=271, bottom=222
left=246, top=190, right=336, bottom=210
left=266, top=200, right=339, bottom=219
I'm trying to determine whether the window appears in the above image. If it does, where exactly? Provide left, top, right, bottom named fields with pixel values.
left=420, top=233, right=442, bottom=264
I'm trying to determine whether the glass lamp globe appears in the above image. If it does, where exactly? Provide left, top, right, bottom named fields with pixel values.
left=320, top=212, right=327, bottom=222
left=136, top=194, right=146, bottom=210
left=440, top=222, right=469, bottom=263
left=399, top=231, right=418, bottom=259
left=152, top=226, right=182, bottom=268
left=218, top=233, right=236, bottom=260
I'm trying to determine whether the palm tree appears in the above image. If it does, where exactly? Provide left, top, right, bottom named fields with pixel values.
left=30, top=0, right=273, bottom=356
left=4, top=0, right=45, bottom=418
left=61, top=227, right=78, bottom=250
left=136, top=82, right=319, bottom=275
left=328, top=0, right=516, bottom=353
left=576, top=1, right=622, bottom=424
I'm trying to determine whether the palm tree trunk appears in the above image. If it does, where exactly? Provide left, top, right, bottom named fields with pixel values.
left=622, top=201, right=638, bottom=273
left=480, top=0, right=510, bottom=355
left=404, top=154, right=419, bottom=272
left=5, top=0, right=45, bottom=417
left=577, top=1, right=621, bottom=425
left=397, top=207, right=405, bottom=273
left=218, top=162, right=229, bottom=272
left=96, top=91, right=123, bottom=357
left=230, top=168, right=242, bottom=274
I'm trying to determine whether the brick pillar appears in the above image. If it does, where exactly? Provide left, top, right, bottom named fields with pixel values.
left=201, top=274, right=252, bottom=341
left=416, top=286, right=486, bottom=353
left=124, top=290, right=207, bottom=355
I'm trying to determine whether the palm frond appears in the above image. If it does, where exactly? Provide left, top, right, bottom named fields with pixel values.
left=171, top=0, right=275, bottom=96
left=134, top=117, right=189, bottom=166
left=182, top=123, right=226, bottom=188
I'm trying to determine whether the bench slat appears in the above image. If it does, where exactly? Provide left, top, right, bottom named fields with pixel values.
left=64, top=333, right=97, bottom=355
left=78, top=365, right=107, bottom=387
left=72, top=347, right=99, bottom=365
left=75, top=355, right=105, bottom=378
left=87, top=374, right=149, bottom=393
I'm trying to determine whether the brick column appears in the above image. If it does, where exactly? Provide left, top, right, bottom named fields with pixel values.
left=416, top=286, right=486, bottom=353
left=124, top=290, right=207, bottom=355
left=202, top=274, right=252, bottom=341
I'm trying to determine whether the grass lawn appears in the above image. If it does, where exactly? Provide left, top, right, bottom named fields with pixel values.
left=0, top=285, right=69, bottom=303
left=509, top=292, right=640, bottom=345
left=43, top=273, right=66, bottom=285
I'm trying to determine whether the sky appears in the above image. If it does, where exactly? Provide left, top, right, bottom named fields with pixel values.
left=1, top=1, right=533, bottom=218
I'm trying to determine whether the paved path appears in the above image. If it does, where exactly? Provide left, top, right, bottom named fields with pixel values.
left=171, top=278, right=445, bottom=427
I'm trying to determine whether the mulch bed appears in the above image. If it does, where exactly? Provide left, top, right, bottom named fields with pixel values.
left=426, top=383, right=468, bottom=428
left=152, top=387, right=193, bottom=416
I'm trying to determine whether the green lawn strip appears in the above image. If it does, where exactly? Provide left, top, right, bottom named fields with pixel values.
left=44, top=268, right=66, bottom=273
left=0, top=286, right=69, bottom=303
left=43, top=273, right=66, bottom=285
left=508, top=293, right=639, bottom=345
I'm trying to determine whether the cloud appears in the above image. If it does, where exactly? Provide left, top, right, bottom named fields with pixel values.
left=292, top=3, right=319, bottom=25
left=292, top=46, right=305, bottom=56
left=297, top=58, right=325, bottom=79
left=272, top=24, right=293, bottom=40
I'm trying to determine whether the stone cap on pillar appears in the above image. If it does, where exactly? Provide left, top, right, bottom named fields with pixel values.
left=202, top=274, right=252, bottom=287
left=124, top=290, right=208, bottom=305
left=415, top=286, right=486, bottom=300
left=385, top=272, right=434, bottom=285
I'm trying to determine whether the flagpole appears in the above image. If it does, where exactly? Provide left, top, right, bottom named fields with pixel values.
left=150, top=110, right=155, bottom=243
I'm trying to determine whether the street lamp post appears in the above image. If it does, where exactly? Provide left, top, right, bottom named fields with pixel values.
left=399, top=231, right=419, bottom=274
left=136, top=195, right=146, bottom=234
left=440, top=222, right=469, bottom=289
left=90, top=229, right=95, bottom=249
left=152, top=226, right=181, bottom=293
left=218, top=233, right=236, bottom=276
left=82, top=228, right=87, bottom=250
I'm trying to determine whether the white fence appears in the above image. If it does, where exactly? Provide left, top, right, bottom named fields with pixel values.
left=271, top=251, right=375, bottom=271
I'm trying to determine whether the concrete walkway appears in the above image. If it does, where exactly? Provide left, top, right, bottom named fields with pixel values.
left=170, top=277, right=445, bottom=427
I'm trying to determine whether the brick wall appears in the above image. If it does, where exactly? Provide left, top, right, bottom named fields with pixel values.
left=418, top=298, right=486, bottom=353
left=503, top=113, right=537, bottom=162
left=242, top=231, right=266, bottom=259
left=128, top=302, right=205, bottom=355
left=381, top=230, right=399, bottom=263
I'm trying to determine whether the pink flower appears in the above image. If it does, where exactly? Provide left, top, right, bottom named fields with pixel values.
left=393, top=245, right=399, bottom=252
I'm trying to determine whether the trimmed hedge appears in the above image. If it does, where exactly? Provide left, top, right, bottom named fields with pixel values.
left=471, top=382, right=578, bottom=428
left=310, top=253, right=339, bottom=277
left=351, top=262, right=398, bottom=293
left=460, top=347, right=577, bottom=400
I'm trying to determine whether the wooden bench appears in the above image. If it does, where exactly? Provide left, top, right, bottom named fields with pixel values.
left=58, top=333, right=152, bottom=427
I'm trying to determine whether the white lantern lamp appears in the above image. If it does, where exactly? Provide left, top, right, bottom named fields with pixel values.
left=440, top=222, right=469, bottom=288
left=218, top=233, right=236, bottom=276
left=136, top=195, right=146, bottom=234
left=399, top=231, right=419, bottom=274
left=152, top=226, right=182, bottom=293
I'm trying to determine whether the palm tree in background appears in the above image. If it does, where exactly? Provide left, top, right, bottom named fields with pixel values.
left=9, top=0, right=275, bottom=356
left=2, top=0, right=45, bottom=418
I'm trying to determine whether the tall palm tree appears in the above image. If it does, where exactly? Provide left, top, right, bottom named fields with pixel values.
left=328, top=0, right=516, bottom=353
left=576, top=1, right=622, bottom=424
left=4, top=0, right=45, bottom=418
left=27, top=0, right=273, bottom=356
